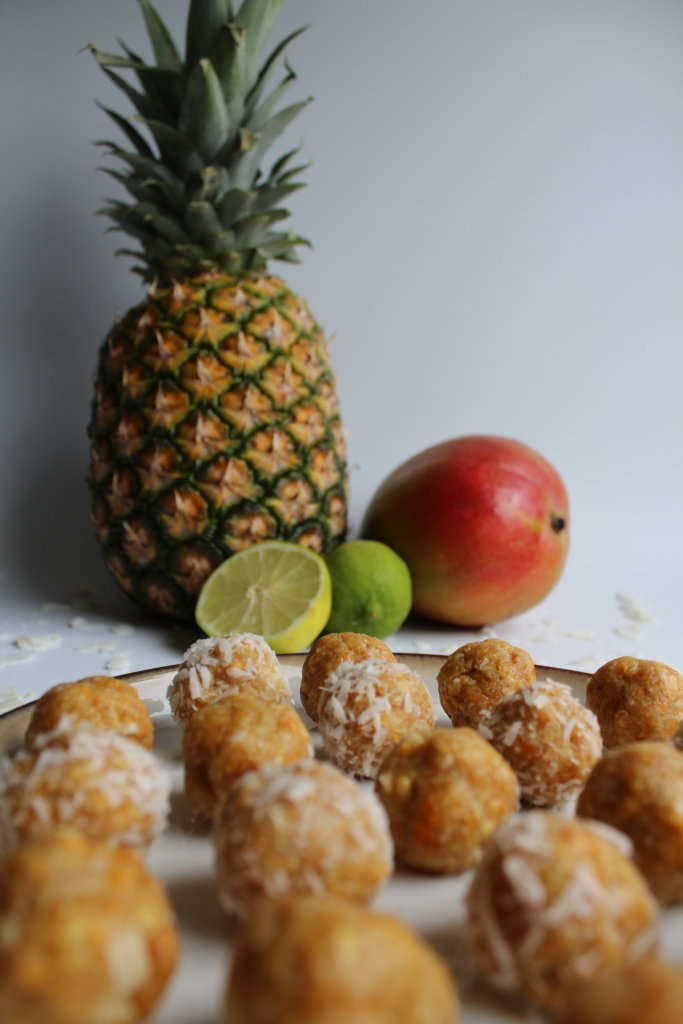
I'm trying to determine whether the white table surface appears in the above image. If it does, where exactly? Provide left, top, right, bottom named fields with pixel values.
left=1, top=536, right=680, bottom=714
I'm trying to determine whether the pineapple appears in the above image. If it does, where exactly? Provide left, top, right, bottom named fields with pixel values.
left=87, top=0, right=348, bottom=619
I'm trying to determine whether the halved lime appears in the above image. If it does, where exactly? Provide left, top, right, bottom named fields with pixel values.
left=195, top=541, right=332, bottom=654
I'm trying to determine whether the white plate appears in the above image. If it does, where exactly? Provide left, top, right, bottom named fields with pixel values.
left=1, top=655, right=682, bottom=1023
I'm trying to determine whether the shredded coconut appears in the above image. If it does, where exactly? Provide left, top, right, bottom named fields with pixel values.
left=14, top=634, right=62, bottom=652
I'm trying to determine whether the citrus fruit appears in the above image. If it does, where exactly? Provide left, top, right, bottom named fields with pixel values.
left=324, top=540, right=412, bottom=639
left=195, top=541, right=332, bottom=654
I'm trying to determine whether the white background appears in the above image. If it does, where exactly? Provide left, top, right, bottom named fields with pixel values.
left=1, top=0, right=682, bottom=703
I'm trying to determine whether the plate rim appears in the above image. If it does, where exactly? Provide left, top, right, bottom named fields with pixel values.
left=0, top=656, right=590, bottom=743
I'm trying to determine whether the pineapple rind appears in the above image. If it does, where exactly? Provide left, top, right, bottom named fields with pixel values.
left=89, top=273, right=347, bottom=618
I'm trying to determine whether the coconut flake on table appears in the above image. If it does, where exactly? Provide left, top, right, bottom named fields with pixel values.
left=69, top=616, right=109, bottom=631
left=110, top=624, right=135, bottom=636
left=616, top=592, right=659, bottom=625
left=565, top=629, right=598, bottom=642
left=0, top=687, right=35, bottom=712
left=74, top=642, right=116, bottom=653
left=0, top=652, right=33, bottom=669
left=612, top=622, right=642, bottom=640
left=14, top=634, right=63, bottom=652
left=568, top=654, right=604, bottom=669
left=104, top=654, right=132, bottom=674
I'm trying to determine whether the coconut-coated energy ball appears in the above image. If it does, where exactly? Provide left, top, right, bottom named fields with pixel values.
left=224, top=895, right=460, bottom=1024
left=586, top=656, right=683, bottom=747
left=0, top=728, right=170, bottom=851
left=213, top=759, right=393, bottom=916
left=317, top=658, right=436, bottom=779
left=183, top=692, right=314, bottom=819
left=465, top=811, right=658, bottom=1012
left=555, top=957, right=683, bottom=1024
left=299, top=631, right=396, bottom=722
left=167, top=632, right=291, bottom=728
left=577, top=740, right=683, bottom=905
left=437, top=637, right=535, bottom=728
left=24, top=675, right=153, bottom=752
left=0, top=828, right=179, bottom=1024
left=374, top=727, right=519, bottom=873
left=479, top=679, right=603, bottom=807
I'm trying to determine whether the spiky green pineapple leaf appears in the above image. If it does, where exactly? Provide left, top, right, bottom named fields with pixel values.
left=209, top=24, right=249, bottom=125
left=96, top=143, right=185, bottom=192
left=179, top=58, right=232, bottom=161
left=90, top=50, right=166, bottom=122
left=116, top=41, right=183, bottom=119
left=251, top=180, right=304, bottom=212
left=185, top=0, right=232, bottom=70
left=185, top=199, right=225, bottom=241
left=194, top=165, right=233, bottom=205
left=99, top=166, right=186, bottom=216
left=248, top=64, right=296, bottom=133
left=235, top=0, right=285, bottom=79
left=137, top=0, right=183, bottom=71
left=96, top=104, right=155, bottom=158
left=228, top=99, right=311, bottom=187
left=216, top=187, right=257, bottom=224
left=132, top=117, right=204, bottom=177
left=244, top=26, right=307, bottom=119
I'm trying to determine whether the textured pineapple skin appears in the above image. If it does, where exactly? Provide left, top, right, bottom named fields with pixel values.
left=88, top=272, right=348, bottom=619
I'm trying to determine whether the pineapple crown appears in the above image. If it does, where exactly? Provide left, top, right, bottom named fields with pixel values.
left=89, top=0, right=312, bottom=280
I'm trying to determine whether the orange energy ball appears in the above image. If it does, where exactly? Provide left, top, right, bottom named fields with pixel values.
left=586, top=656, right=683, bottom=747
left=479, top=679, right=603, bottom=807
left=437, top=637, right=535, bottom=728
left=224, top=895, right=460, bottom=1024
left=213, top=760, right=393, bottom=916
left=183, top=692, right=314, bottom=818
left=577, top=741, right=683, bottom=905
left=375, top=727, right=519, bottom=873
left=466, top=811, right=658, bottom=1011
left=0, top=828, right=179, bottom=1024
left=554, top=957, right=683, bottom=1024
left=317, top=658, right=436, bottom=779
left=0, top=728, right=170, bottom=851
left=24, top=675, right=153, bottom=752
left=299, top=631, right=396, bottom=722
left=167, top=633, right=291, bottom=728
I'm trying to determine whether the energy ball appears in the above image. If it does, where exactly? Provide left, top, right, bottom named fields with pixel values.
left=0, top=827, right=179, bottom=1024
left=168, top=632, right=291, bottom=728
left=437, top=637, right=535, bottom=728
left=0, top=728, right=170, bottom=851
left=465, top=810, right=658, bottom=1012
left=479, top=679, right=603, bottom=807
left=25, top=675, right=153, bottom=752
left=317, top=658, right=436, bottom=779
left=213, top=759, right=393, bottom=916
left=300, top=631, right=396, bottom=722
left=224, top=895, right=460, bottom=1024
left=586, top=656, right=683, bottom=747
left=183, top=692, right=313, bottom=818
left=555, top=957, right=683, bottom=1024
left=577, top=741, right=683, bottom=905
left=375, top=727, right=519, bottom=873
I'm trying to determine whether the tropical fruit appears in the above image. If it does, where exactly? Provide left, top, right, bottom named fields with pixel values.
left=87, top=0, right=348, bottom=618
left=195, top=540, right=331, bottom=653
left=362, top=435, right=569, bottom=626
left=324, top=540, right=412, bottom=639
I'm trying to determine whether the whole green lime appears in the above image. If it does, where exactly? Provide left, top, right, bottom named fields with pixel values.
left=324, top=540, right=413, bottom=639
